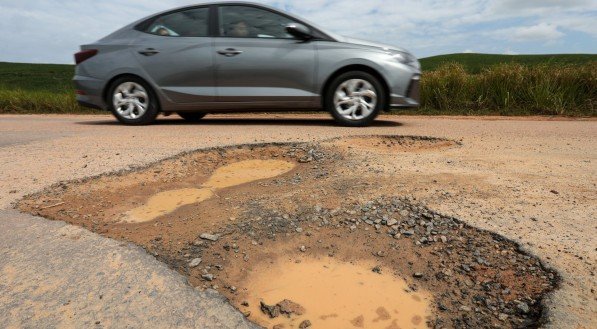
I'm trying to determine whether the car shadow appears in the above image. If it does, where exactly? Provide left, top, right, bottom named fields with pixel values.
left=76, top=116, right=403, bottom=127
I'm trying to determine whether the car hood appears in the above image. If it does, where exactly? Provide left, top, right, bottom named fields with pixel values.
left=339, top=36, right=408, bottom=54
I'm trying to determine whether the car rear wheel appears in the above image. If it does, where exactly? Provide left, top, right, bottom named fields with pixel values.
left=108, top=77, right=159, bottom=125
left=177, top=112, right=207, bottom=122
left=326, top=71, right=385, bottom=127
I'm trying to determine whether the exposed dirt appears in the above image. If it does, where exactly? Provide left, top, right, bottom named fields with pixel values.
left=18, top=136, right=559, bottom=329
left=332, top=135, right=460, bottom=154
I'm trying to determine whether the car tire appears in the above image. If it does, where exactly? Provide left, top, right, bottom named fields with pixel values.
left=325, top=71, right=385, bottom=127
left=177, top=112, right=207, bottom=122
left=107, top=76, right=159, bottom=125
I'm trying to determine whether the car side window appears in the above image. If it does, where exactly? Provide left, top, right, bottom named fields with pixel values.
left=219, top=6, right=295, bottom=39
left=146, top=7, right=209, bottom=37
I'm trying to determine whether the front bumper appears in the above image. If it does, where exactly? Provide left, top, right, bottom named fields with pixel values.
left=390, top=75, right=420, bottom=108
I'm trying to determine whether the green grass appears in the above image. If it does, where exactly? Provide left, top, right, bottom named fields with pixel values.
left=420, top=53, right=597, bottom=73
left=418, top=62, right=596, bottom=116
left=0, top=62, right=94, bottom=114
left=0, top=89, right=100, bottom=114
left=1, top=53, right=596, bottom=116
left=0, top=62, right=74, bottom=93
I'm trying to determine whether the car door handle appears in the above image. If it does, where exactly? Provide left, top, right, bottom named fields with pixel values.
left=138, top=48, right=160, bottom=56
left=217, top=48, right=243, bottom=57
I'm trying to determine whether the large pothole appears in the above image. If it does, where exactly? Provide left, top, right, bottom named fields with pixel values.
left=18, top=136, right=559, bottom=329
left=326, top=135, right=460, bottom=154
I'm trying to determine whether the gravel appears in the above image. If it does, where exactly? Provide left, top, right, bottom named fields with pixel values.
left=222, top=192, right=560, bottom=328
left=189, top=258, right=202, bottom=268
left=200, top=233, right=220, bottom=242
left=201, top=274, right=215, bottom=281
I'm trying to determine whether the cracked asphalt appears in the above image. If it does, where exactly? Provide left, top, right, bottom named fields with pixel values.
left=0, top=113, right=595, bottom=328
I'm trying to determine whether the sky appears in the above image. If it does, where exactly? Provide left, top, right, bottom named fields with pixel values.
left=1, top=0, right=596, bottom=64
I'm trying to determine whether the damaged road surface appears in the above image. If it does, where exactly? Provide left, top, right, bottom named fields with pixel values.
left=19, top=136, right=560, bottom=329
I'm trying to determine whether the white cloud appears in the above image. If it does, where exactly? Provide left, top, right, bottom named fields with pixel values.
left=489, top=0, right=594, bottom=15
left=466, top=1, right=597, bottom=36
left=550, top=13, right=597, bottom=37
left=492, top=23, right=565, bottom=43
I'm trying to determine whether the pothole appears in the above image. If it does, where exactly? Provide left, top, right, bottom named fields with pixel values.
left=125, top=188, right=214, bottom=223
left=243, top=257, right=431, bottom=329
left=327, top=135, right=459, bottom=154
left=18, top=137, right=559, bottom=329
left=124, top=159, right=295, bottom=223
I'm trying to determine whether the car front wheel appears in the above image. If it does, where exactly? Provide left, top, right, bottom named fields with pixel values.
left=326, top=71, right=385, bottom=127
left=108, top=77, right=159, bottom=125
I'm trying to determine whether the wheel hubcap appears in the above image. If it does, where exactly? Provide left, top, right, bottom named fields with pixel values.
left=333, top=79, right=377, bottom=121
left=113, top=82, right=148, bottom=120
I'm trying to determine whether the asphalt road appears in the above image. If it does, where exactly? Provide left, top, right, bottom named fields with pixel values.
left=0, top=113, right=595, bottom=328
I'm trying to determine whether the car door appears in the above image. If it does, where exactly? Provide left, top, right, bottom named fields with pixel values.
left=132, top=6, right=215, bottom=104
left=214, top=5, right=317, bottom=105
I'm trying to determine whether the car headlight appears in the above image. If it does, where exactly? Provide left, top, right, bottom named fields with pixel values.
left=390, top=51, right=420, bottom=69
left=392, top=52, right=408, bottom=63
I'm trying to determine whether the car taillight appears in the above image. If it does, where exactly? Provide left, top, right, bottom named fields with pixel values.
left=74, top=49, right=98, bottom=65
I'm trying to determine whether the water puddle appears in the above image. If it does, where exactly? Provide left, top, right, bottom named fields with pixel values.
left=125, top=188, right=214, bottom=223
left=243, top=258, right=431, bottom=329
left=123, top=160, right=295, bottom=223
left=203, top=159, right=296, bottom=189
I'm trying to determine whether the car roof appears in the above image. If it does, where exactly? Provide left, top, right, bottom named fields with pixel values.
left=155, top=1, right=281, bottom=14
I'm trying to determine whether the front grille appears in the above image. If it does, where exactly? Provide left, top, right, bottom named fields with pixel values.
left=406, top=76, right=420, bottom=102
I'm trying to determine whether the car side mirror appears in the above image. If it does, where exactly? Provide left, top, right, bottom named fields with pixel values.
left=286, top=23, right=313, bottom=40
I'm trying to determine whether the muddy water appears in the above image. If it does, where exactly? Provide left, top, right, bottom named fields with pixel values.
left=203, top=159, right=295, bottom=189
left=125, top=188, right=214, bottom=223
left=245, top=258, right=431, bottom=329
left=123, top=160, right=295, bottom=223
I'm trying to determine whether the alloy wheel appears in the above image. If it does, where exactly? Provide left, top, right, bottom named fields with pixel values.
left=333, top=79, right=378, bottom=121
left=112, top=82, right=148, bottom=120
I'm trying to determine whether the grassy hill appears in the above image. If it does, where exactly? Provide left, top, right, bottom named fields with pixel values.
left=0, top=62, right=85, bottom=113
left=0, top=62, right=74, bottom=93
left=420, top=53, right=597, bottom=73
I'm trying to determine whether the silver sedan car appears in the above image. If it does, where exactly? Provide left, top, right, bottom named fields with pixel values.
left=74, top=1, right=421, bottom=126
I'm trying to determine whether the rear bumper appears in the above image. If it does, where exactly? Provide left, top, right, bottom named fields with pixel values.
left=390, top=75, right=420, bottom=108
left=74, top=75, right=107, bottom=110
left=76, top=95, right=104, bottom=110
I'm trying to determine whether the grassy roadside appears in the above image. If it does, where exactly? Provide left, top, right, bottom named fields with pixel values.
left=0, top=62, right=100, bottom=114
left=0, top=90, right=103, bottom=114
left=419, top=62, right=596, bottom=116
left=1, top=54, right=596, bottom=116
left=421, top=53, right=597, bottom=73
